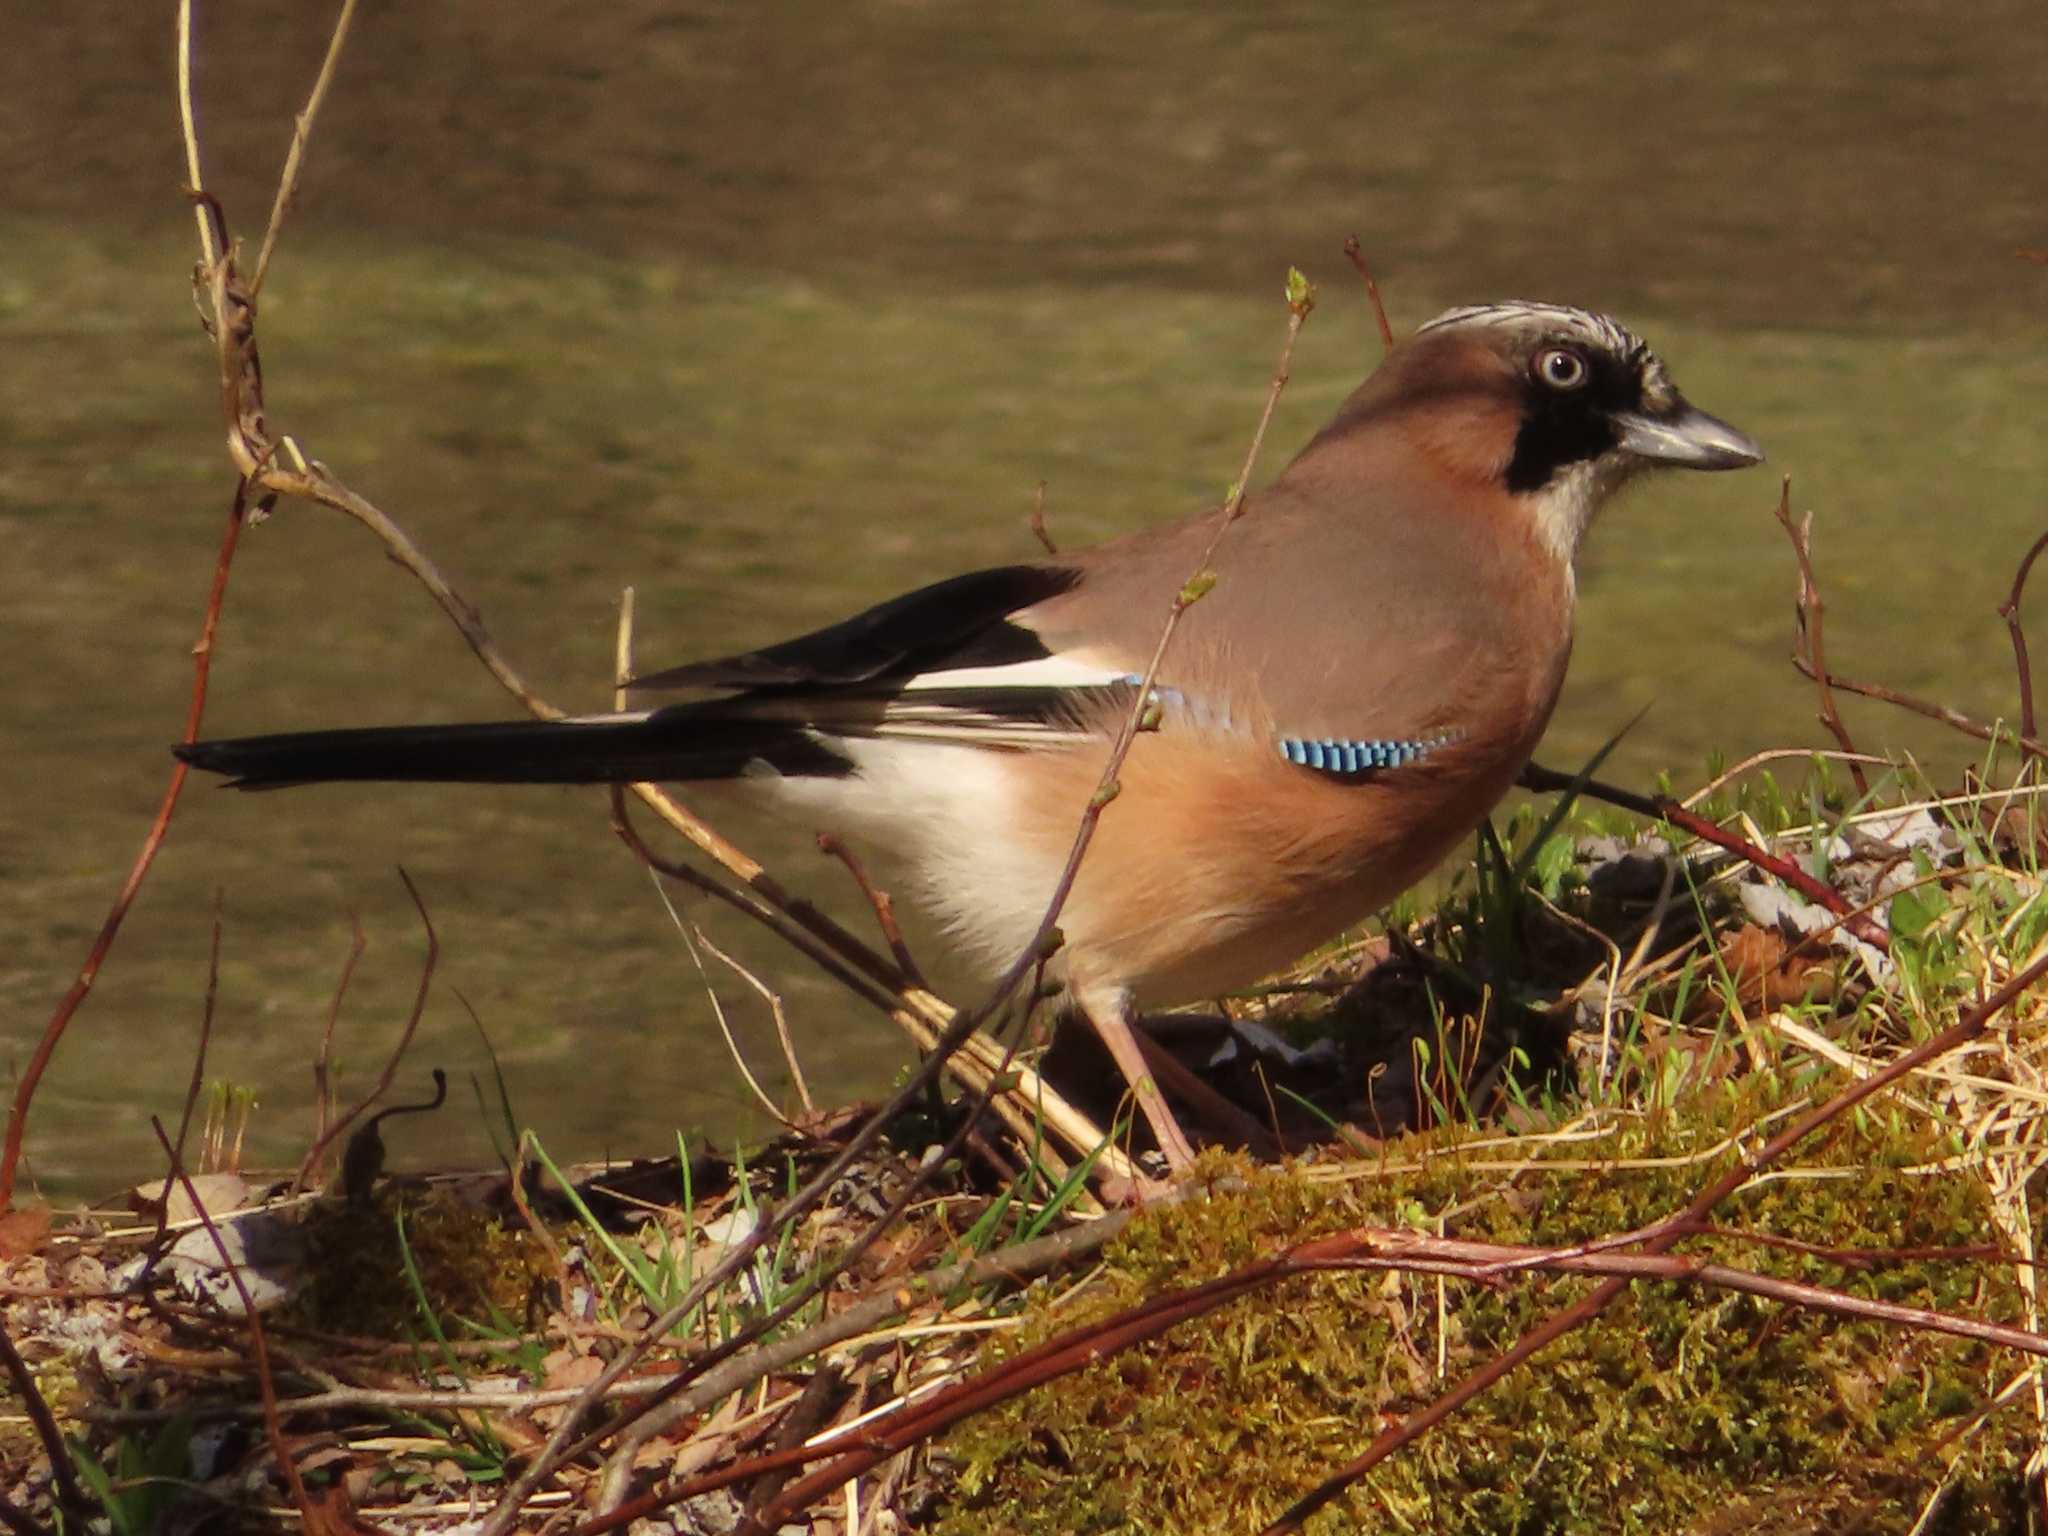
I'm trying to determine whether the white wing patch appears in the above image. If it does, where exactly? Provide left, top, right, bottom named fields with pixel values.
left=900, top=655, right=1131, bottom=693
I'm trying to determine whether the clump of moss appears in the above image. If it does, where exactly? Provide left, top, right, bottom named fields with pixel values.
left=290, top=1189, right=553, bottom=1339
left=939, top=1082, right=2033, bottom=1535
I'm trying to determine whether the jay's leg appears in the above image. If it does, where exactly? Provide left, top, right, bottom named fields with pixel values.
left=1077, top=988, right=1198, bottom=1173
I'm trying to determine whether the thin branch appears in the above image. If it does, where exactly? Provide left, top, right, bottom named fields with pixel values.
left=289, top=870, right=439, bottom=1194
left=148, top=1118, right=316, bottom=1524
left=249, top=0, right=359, bottom=296
left=135, top=893, right=230, bottom=1285
left=661, top=887, right=796, bottom=1131
left=0, top=1321, right=90, bottom=1522
left=1341, top=236, right=1393, bottom=353
left=0, top=1488, right=49, bottom=1536
left=1766, top=490, right=2048, bottom=765
left=1516, top=761, right=1891, bottom=952
left=817, top=834, right=926, bottom=990
left=1790, top=656, right=2048, bottom=764
left=1772, top=477, right=1869, bottom=795
left=0, top=481, right=249, bottom=1210
left=1998, top=526, right=2048, bottom=742
left=1027, top=480, right=1056, bottom=554
left=174, top=0, right=216, bottom=270
left=702, top=926, right=815, bottom=1118
left=171, top=894, right=224, bottom=1183
left=309, top=914, right=367, bottom=1161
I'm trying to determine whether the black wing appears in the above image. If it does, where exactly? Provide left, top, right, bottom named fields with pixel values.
left=629, top=564, right=1078, bottom=691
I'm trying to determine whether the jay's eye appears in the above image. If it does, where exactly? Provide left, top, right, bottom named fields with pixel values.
left=1533, top=347, right=1589, bottom=391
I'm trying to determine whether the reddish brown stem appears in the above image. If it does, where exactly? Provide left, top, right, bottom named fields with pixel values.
left=1998, top=526, right=2048, bottom=742
left=149, top=1117, right=315, bottom=1524
left=0, top=481, right=250, bottom=1211
left=1027, top=480, right=1056, bottom=554
left=817, top=833, right=927, bottom=989
left=1791, top=656, right=2048, bottom=763
left=1341, top=235, right=1394, bottom=353
left=169, top=894, right=224, bottom=1180
left=1516, top=762, right=1889, bottom=952
left=289, top=870, right=439, bottom=1194
left=1772, top=479, right=1869, bottom=796
left=310, top=913, right=368, bottom=1157
left=0, top=1320, right=90, bottom=1521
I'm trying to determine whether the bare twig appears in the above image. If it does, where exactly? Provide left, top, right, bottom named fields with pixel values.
left=1027, top=481, right=1056, bottom=554
left=339, top=1066, right=447, bottom=1204
left=663, top=891, right=798, bottom=1131
left=1998, top=527, right=2048, bottom=743
left=171, top=894, right=225, bottom=1183
left=249, top=0, right=359, bottom=295
left=818, top=833, right=926, bottom=990
left=1516, top=761, right=1891, bottom=952
left=135, top=894, right=231, bottom=1283
left=975, top=269, right=1316, bottom=1162
left=0, top=1320, right=90, bottom=1522
left=706, top=928, right=815, bottom=1118
left=0, top=480, right=250, bottom=1210
left=0, top=1488, right=48, bottom=1536
left=174, top=0, right=217, bottom=269
left=1341, top=236, right=1393, bottom=353
left=289, top=870, right=439, bottom=1194
left=1790, top=657, right=2048, bottom=763
left=149, top=1117, right=317, bottom=1525
left=310, top=914, right=367, bottom=1157
left=1772, top=478, right=1869, bottom=795
left=1764, top=489, right=2048, bottom=764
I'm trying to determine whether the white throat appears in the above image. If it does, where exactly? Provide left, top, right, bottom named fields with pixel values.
left=1525, top=454, right=1637, bottom=569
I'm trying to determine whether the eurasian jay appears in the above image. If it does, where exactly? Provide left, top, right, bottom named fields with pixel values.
left=176, top=301, right=1762, bottom=1171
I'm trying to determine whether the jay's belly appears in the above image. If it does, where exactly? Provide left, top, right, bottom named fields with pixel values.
left=781, top=727, right=1533, bottom=1011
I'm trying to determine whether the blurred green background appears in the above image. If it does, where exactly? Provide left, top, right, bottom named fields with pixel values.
left=3, top=2, right=2044, bottom=1193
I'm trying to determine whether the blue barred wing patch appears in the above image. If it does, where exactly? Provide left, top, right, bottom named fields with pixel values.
left=1277, top=733, right=1452, bottom=778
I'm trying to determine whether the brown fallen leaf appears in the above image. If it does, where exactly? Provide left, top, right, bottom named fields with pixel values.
left=0, top=1204, right=51, bottom=1259
left=1715, top=923, right=1838, bottom=1013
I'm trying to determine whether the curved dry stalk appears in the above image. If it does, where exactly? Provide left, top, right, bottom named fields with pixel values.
left=175, top=1, right=216, bottom=270
left=0, top=1322, right=90, bottom=1522
left=1772, top=477, right=1869, bottom=795
left=250, top=0, right=360, bottom=296
left=659, top=883, right=799, bottom=1132
left=1679, top=745, right=1891, bottom=809
left=289, top=870, right=439, bottom=1194
left=0, top=483, right=251, bottom=1211
left=148, top=1116, right=316, bottom=1527
left=1341, top=235, right=1394, bottom=352
left=1517, top=760, right=1890, bottom=950
left=1998, top=525, right=2048, bottom=742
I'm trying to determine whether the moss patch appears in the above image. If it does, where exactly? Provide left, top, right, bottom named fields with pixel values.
left=289, top=1190, right=555, bottom=1340
left=940, top=1091, right=2034, bottom=1535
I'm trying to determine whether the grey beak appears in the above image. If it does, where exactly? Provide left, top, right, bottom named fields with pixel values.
left=1615, top=403, right=1764, bottom=471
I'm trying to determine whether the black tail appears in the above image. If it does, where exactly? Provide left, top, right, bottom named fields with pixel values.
left=174, top=709, right=853, bottom=790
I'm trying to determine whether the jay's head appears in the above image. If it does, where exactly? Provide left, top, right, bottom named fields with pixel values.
left=1306, top=300, right=1763, bottom=563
